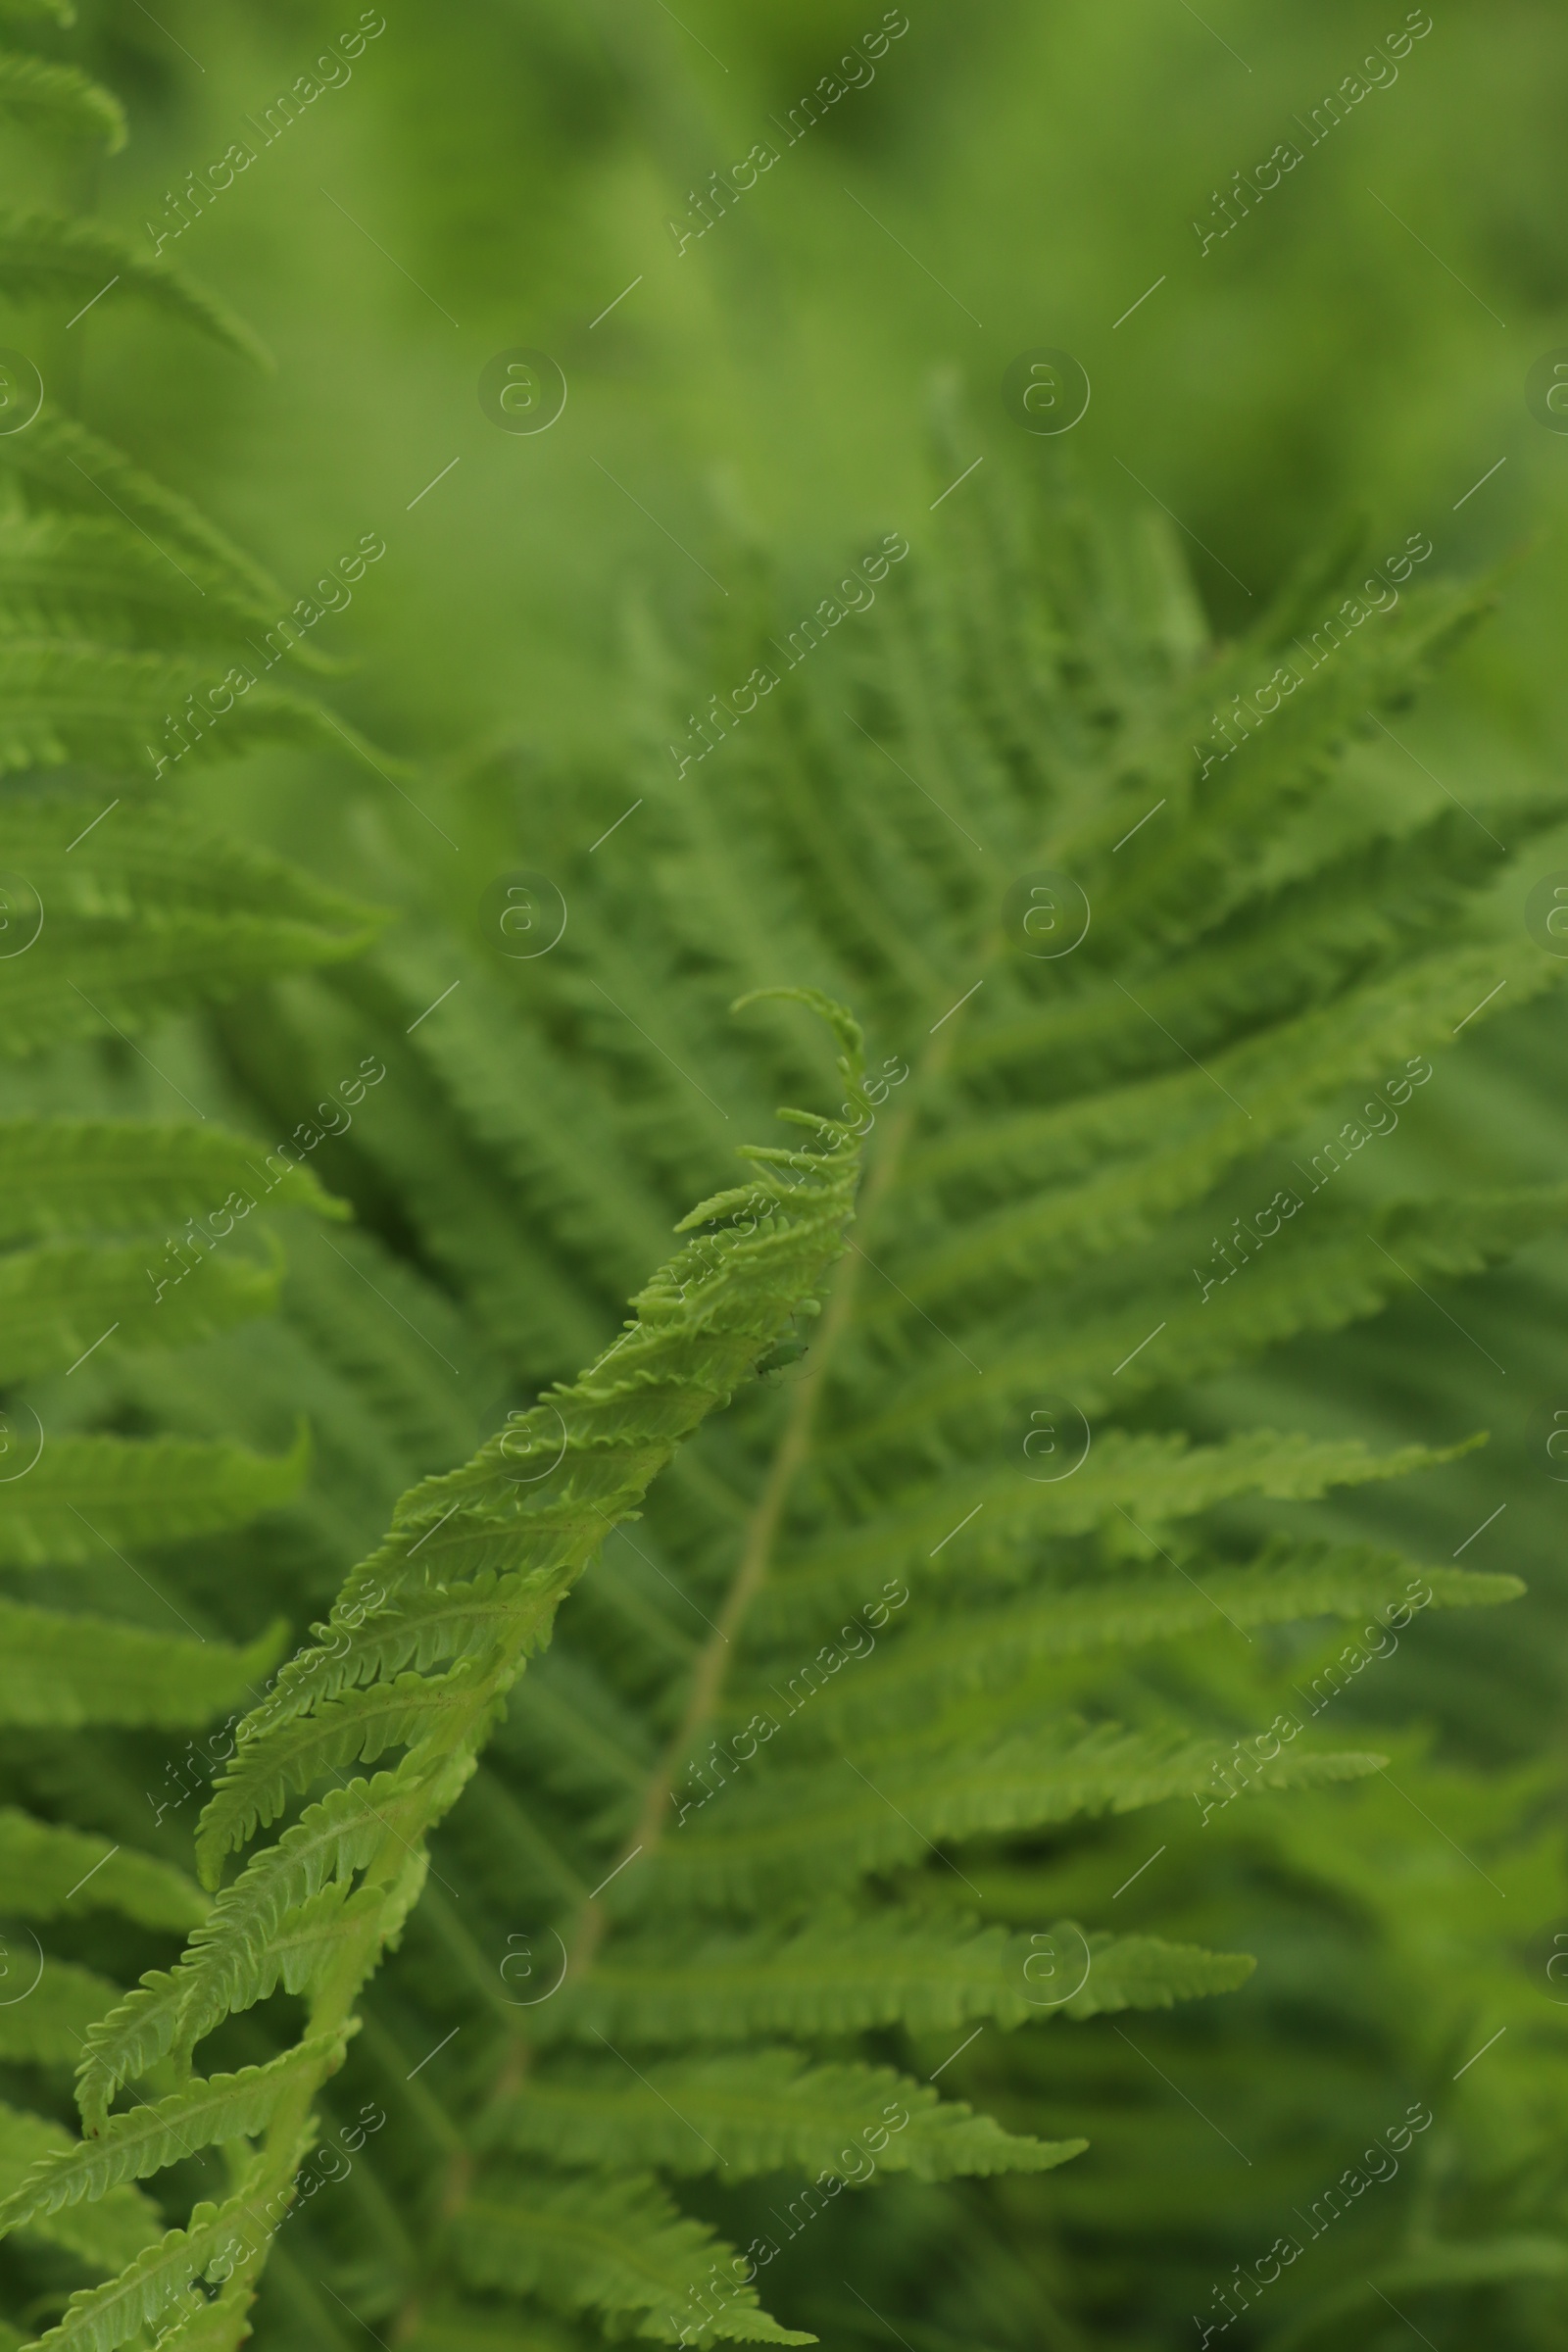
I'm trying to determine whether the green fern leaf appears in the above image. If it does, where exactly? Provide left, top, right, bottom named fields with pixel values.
left=487, top=2049, right=1078, bottom=2180
left=0, top=2105, right=158, bottom=2278
left=0, top=211, right=267, bottom=364
left=0, top=53, right=122, bottom=147
left=0, top=1600, right=284, bottom=1730
left=451, top=2168, right=815, bottom=2345
left=0, top=1118, right=344, bottom=1244
left=0, top=2034, right=349, bottom=2233
left=0, top=1426, right=308, bottom=1568
left=0, top=1810, right=203, bottom=1928
left=0, top=801, right=382, bottom=1054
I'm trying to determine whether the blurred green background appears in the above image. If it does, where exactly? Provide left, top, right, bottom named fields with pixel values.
left=25, top=2, right=1568, bottom=2340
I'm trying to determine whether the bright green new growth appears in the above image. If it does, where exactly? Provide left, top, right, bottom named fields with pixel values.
left=0, top=14, right=1564, bottom=2352
left=4, top=993, right=871, bottom=2352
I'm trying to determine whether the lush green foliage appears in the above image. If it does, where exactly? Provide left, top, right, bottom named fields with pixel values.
left=2, top=7, right=1568, bottom=2352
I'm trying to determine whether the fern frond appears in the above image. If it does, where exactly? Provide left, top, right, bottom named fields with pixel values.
left=0, top=1600, right=284, bottom=1729
left=0, top=801, right=381, bottom=1054
left=0, top=1118, right=344, bottom=1243
left=0, top=53, right=122, bottom=147
left=0, top=211, right=268, bottom=364
left=0, top=1809, right=203, bottom=1927
left=0, top=2105, right=158, bottom=2278
left=0, top=640, right=375, bottom=778
left=544, top=1915, right=1249, bottom=2044
left=0, top=2035, right=349, bottom=2232
left=0, top=412, right=289, bottom=610
left=0, top=1232, right=284, bottom=1380
left=450, top=2168, right=815, bottom=2345
left=648, top=1723, right=1384, bottom=1909
left=0, top=1426, right=309, bottom=1568
left=487, top=2050, right=1077, bottom=2180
